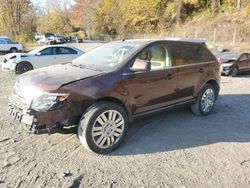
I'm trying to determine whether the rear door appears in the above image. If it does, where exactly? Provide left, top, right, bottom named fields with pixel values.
left=167, top=42, right=216, bottom=102
left=125, top=42, right=178, bottom=115
left=56, top=47, right=79, bottom=63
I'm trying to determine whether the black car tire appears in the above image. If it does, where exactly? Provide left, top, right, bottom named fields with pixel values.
left=16, top=62, right=33, bottom=74
left=230, top=66, right=238, bottom=77
left=10, top=47, right=18, bottom=53
left=78, top=101, right=129, bottom=154
left=191, top=84, right=216, bottom=116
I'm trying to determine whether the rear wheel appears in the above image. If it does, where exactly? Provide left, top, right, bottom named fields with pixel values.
left=10, top=47, right=18, bottom=53
left=78, top=101, right=128, bottom=154
left=231, top=66, right=238, bottom=77
left=16, top=62, right=33, bottom=74
left=191, top=84, right=216, bottom=116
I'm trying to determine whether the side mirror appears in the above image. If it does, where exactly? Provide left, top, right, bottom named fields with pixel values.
left=129, top=59, right=151, bottom=72
left=36, top=52, right=41, bottom=56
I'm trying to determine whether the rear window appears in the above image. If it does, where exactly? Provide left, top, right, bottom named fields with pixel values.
left=167, top=42, right=215, bottom=66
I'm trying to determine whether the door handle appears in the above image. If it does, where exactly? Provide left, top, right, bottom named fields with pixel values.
left=199, top=68, right=204, bottom=73
left=167, top=73, right=174, bottom=79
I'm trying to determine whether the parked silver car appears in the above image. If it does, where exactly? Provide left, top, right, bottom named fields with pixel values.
left=1, top=45, right=84, bottom=74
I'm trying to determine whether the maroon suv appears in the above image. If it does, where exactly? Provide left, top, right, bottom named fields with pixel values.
left=8, top=39, right=220, bottom=154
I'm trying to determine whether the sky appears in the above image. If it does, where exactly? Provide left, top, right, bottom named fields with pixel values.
left=31, top=0, right=74, bottom=9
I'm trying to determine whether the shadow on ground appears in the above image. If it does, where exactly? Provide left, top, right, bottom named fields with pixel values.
left=110, top=94, right=250, bottom=156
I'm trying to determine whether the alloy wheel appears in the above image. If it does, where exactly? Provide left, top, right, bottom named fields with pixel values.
left=201, top=88, right=215, bottom=113
left=92, top=110, right=125, bottom=149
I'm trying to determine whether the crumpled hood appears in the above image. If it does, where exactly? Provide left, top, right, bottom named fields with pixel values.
left=18, top=64, right=104, bottom=91
left=5, top=53, right=30, bottom=60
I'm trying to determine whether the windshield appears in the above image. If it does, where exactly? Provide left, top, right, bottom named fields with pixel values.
left=72, top=42, right=142, bottom=71
left=28, top=47, right=45, bottom=55
left=218, top=53, right=241, bottom=60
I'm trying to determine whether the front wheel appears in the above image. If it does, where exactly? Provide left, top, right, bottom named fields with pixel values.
left=78, top=101, right=129, bottom=154
left=230, top=66, right=238, bottom=77
left=191, top=84, right=216, bottom=116
left=16, top=62, right=33, bottom=74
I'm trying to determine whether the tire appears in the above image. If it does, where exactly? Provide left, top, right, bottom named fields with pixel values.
left=230, top=66, right=238, bottom=77
left=10, top=47, right=18, bottom=53
left=78, top=101, right=129, bottom=154
left=16, top=62, right=33, bottom=74
left=191, top=84, right=216, bottom=116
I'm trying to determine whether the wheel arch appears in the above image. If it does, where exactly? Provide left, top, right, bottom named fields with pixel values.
left=15, top=61, right=34, bottom=72
left=95, top=97, right=130, bottom=117
left=206, top=79, right=220, bottom=98
left=9, top=47, right=18, bottom=51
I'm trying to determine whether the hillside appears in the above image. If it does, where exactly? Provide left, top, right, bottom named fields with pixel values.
left=170, top=11, right=250, bottom=51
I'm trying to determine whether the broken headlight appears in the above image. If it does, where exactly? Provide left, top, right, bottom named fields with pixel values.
left=31, top=93, right=69, bottom=112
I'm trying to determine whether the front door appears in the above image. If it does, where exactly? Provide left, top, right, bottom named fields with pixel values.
left=238, top=54, right=249, bottom=71
left=125, top=42, right=177, bottom=115
left=34, top=47, right=60, bottom=69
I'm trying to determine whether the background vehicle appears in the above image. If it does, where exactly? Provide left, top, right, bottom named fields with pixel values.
left=219, top=52, right=250, bottom=76
left=69, top=36, right=83, bottom=43
left=8, top=39, right=220, bottom=154
left=210, top=48, right=230, bottom=58
left=0, top=36, right=23, bottom=53
left=1, top=45, right=84, bottom=74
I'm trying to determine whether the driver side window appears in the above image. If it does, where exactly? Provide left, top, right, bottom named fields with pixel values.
left=136, top=43, right=171, bottom=70
left=239, top=54, right=248, bottom=61
left=40, top=47, right=56, bottom=56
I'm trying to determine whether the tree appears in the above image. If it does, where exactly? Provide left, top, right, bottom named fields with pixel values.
left=0, top=0, right=33, bottom=35
left=37, top=0, right=72, bottom=35
left=70, top=0, right=100, bottom=38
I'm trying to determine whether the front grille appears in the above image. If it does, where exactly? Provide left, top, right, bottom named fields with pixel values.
left=10, top=95, right=31, bottom=109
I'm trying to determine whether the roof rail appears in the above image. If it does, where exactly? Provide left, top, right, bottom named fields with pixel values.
left=165, top=37, right=207, bottom=43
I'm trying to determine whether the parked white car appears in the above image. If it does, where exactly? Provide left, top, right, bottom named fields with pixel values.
left=1, top=45, right=84, bottom=74
left=0, top=36, right=23, bottom=53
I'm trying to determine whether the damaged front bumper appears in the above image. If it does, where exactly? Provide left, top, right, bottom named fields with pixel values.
left=220, top=65, right=231, bottom=75
left=8, top=101, right=75, bottom=134
left=1, top=61, right=16, bottom=72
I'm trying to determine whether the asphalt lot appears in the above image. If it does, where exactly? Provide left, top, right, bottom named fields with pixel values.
left=0, top=48, right=250, bottom=187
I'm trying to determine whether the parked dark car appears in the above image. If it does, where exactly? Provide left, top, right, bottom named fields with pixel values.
left=8, top=39, right=220, bottom=154
left=219, top=52, right=250, bottom=76
left=69, top=36, right=82, bottom=43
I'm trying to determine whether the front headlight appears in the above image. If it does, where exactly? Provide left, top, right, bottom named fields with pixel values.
left=31, top=93, right=69, bottom=112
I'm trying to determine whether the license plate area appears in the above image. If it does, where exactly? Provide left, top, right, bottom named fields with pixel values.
left=8, top=104, right=34, bottom=125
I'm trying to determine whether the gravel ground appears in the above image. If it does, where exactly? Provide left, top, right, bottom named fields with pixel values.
left=0, top=50, right=250, bottom=188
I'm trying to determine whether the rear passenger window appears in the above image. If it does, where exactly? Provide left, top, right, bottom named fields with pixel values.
left=58, top=47, right=77, bottom=55
left=167, top=42, right=215, bottom=67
